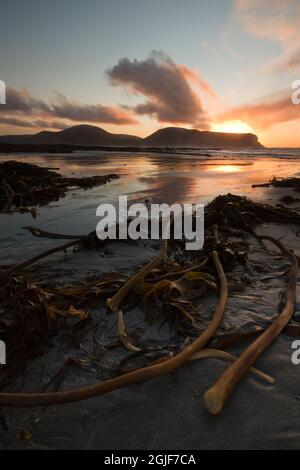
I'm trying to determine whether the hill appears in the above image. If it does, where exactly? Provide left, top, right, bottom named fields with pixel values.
left=144, top=127, right=262, bottom=147
left=0, top=124, right=142, bottom=147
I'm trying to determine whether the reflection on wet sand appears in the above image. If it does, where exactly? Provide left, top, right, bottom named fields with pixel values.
left=1, top=151, right=298, bottom=204
left=211, top=164, right=244, bottom=173
left=0, top=150, right=299, bottom=264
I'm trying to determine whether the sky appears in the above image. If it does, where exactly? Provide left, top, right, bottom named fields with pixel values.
left=0, top=0, right=299, bottom=147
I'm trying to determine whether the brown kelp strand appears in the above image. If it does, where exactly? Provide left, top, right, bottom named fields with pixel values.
left=106, top=229, right=169, bottom=313
left=203, top=233, right=298, bottom=415
left=116, top=348, right=275, bottom=385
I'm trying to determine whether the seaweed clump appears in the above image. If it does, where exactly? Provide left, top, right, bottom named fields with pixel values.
left=0, top=160, right=119, bottom=214
left=252, top=176, right=300, bottom=192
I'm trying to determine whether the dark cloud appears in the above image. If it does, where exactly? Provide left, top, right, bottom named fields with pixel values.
left=4, top=88, right=50, bottom=115
left=33, top=119, right=68, bottom=130
left=0, top=116, right=37, bottom=128
left=1, top=87, right=137, bottom=129
left=107, top=51, right=210, bottom=128
left=51, top=93, right=137, bottom=124
left=0, top=116, right=68, bottom=130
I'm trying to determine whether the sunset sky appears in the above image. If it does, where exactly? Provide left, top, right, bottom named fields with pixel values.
left=0, top=0, right=300, bottom=147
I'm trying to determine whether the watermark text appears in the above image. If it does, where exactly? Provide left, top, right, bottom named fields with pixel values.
left=0, top=340, right=6, bottom=365
left=0, top=80, right=6, bottom=104
left=96, top=196, right=204, bottom=250
left=291, top=80, right=300, bottom=105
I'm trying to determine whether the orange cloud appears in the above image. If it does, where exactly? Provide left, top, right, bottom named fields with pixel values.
left=177, top=64, right=217, bottom=99
left=218, top=90, right=300, bottom=129
left=234, top=0, right=299, bottom=42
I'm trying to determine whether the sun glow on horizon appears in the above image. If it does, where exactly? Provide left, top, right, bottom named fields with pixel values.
left=211, top=120, right=254, bottom=134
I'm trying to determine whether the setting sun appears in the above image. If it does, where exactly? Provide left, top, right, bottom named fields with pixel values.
left=211, top=120, right=254, bottom=134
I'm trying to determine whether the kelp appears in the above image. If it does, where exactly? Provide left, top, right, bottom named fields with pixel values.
left=0, top=249, right=228, bottom=406
left=204, top=234, right=298, bottom=415
left=116, top=348, right=275, bottom=385
left=252, top=176, right=300, bottom=192
left=0, top=160, right=119, bottom=214
left=140, top=271, right=217, bottom=329
left=206, top=193, right=300, bottom=226
left=0, top=275, right=50, bottom=366
left=0, top=193, right=299, bottom=412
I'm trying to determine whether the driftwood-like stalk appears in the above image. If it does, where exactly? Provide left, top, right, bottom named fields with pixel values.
left=0, top=250, right=227, bottom=406
left=203, top=235, right=298, bottom=415
left=11, top=240, right=79, bottom=273
left=23, top=226, right=83, bottom=240
left=151, top=349, right=275, bottom=384
left=117, top=309, right=141, bottom=352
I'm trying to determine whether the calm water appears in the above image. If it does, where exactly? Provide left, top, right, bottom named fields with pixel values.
left=0, top=149, right=299, bottom=265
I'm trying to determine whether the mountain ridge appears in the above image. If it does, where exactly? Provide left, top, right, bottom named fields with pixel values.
left=0, top=124, right=263, bottom=148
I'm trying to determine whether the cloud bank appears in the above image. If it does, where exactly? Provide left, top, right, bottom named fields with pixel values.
left=0, top=87, right=137, bottom=130
left=2, top=50, right=214, bottom=131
